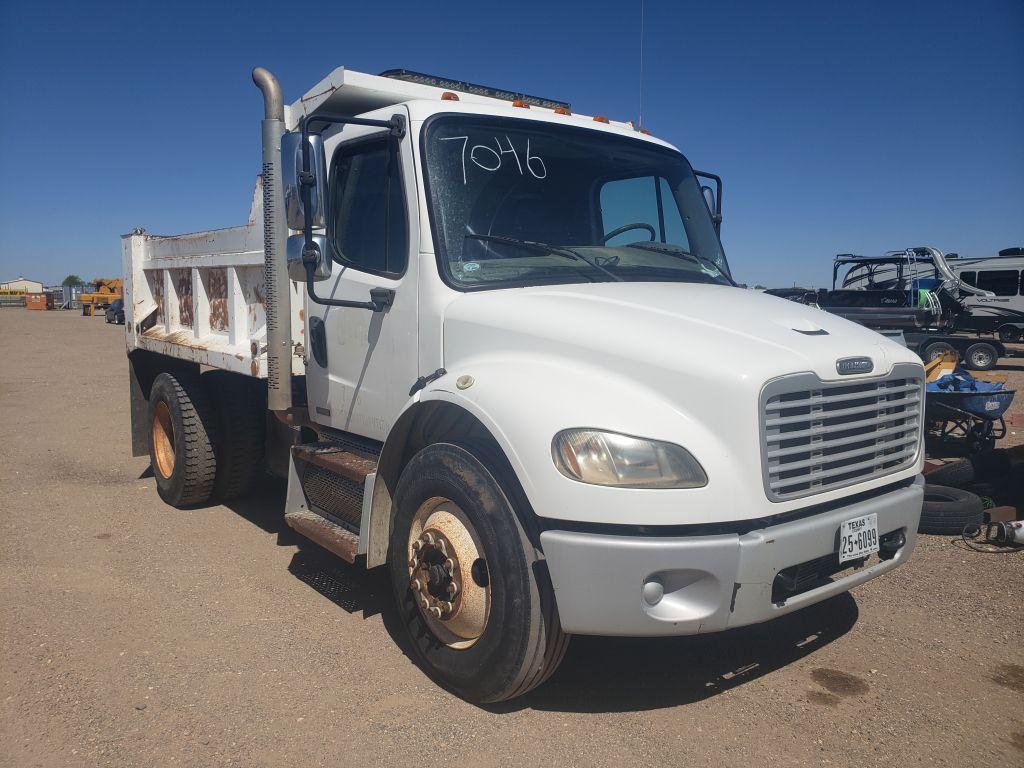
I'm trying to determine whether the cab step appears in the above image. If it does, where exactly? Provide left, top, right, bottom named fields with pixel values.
left=284, top=438, right=381, bottom=563
left=284, top=509, right=360, bottom=563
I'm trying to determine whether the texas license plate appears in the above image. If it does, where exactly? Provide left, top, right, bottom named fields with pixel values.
left=839, top=513, right=879, bottom=563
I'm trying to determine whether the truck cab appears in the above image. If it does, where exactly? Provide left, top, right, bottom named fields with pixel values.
left=123, top=67, right=925, bottom=703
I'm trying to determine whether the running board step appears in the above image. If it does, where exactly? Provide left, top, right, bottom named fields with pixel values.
left=284, top=510, right=360, bottom=563
left=292, top=442, right=378, bottom=484
left=287, top=441, right=381, bottom=552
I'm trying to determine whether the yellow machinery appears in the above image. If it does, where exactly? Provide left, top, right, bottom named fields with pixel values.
left=79, top=278, right=123, bottom=316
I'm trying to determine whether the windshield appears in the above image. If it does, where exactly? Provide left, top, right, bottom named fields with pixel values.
left=422, top=115, right=732, bottom=290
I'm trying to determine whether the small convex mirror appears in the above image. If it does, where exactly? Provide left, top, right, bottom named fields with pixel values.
left=287, top=234, right=333, bottom=282
left=282, top=132, right=327, bottom=230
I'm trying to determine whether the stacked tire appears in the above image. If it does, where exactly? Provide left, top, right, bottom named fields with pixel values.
left=919, top=453, right=1017, bottom=535
left=918, top=484, right=984, bottom=535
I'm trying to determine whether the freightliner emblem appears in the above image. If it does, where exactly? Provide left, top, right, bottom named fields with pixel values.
left=836, top=357, right=874, bottom=375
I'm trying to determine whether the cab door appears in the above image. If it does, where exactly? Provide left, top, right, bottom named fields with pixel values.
left=304, top=107, right=419, bottom=441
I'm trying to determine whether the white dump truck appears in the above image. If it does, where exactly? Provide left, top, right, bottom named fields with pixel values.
left=123, top=66, right=926, bottom=703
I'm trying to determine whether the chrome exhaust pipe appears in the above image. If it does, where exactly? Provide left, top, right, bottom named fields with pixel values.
left=252, top=67, right=292, bottom=412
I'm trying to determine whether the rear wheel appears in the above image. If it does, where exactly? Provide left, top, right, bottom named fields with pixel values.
left=388, top=443, right=567, bottom=703
left=205, top=371, right=266, bottom=501
left=964, top=342, right=998, bottom=371
left=148, top=372, right=218, bottom=508
left=998, top=325, right=1022, bottom=343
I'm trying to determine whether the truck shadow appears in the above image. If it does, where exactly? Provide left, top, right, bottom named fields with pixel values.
left=222, top=476, right=860, bottom=714
left=496, top=591, right=860, bottom=714
left=222, top=476, right=388, bottom=620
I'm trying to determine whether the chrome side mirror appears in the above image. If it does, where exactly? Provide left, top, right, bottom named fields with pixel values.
left=282, top=132, right=327, bottom=230
left=287, top=234, right=332, bottom=282
left=701, top=185, right=717, bottom=218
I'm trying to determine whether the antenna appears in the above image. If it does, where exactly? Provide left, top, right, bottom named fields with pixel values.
left=638, top=0, right=645, bottom=128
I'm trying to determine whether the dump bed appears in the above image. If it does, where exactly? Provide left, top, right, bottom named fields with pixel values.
left=121, top=178, right=303, bottom=378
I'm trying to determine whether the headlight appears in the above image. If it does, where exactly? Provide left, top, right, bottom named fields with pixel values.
left=551, top=429, right=707, bottom=489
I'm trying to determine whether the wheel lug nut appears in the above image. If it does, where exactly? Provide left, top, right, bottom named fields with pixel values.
left=423, top=532, right=435, bottom=545
left=447, top=582, right=458, bottom=596
left=418, top=595, right=429, bottom=610
left=411, top=540, right=422, bottom=552
left=444, top=558, right=455, bottom=573
left=410, top=578, right=421, bottom=592
left=428, top=606, right=442, bottom=619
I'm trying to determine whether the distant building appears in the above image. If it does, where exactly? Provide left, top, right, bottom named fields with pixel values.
left=1, top=276, right=44, bottom=293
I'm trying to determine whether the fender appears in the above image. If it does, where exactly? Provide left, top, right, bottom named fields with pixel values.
left=362, top=353, right=733, bottom=566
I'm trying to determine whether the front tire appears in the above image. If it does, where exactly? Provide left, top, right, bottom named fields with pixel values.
left=148, top=372, right=218, bottom=508
left=388, top=443, right=567, bottom=703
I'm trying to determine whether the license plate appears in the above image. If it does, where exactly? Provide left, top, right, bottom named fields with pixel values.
left=839, top=513, right=879, bottom=564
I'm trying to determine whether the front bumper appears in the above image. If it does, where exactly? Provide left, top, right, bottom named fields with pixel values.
left=540, top=476, right=924, bottom=636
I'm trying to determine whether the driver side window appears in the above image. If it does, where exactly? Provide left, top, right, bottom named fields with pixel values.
left=599, top=176, right=689, bottom=249
left=329, top=138, right=407, bottom=276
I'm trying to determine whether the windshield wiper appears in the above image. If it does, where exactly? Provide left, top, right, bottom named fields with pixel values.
left=464, top=233, right=622, bottom=282
left=623, top=242, right=735, bottom=285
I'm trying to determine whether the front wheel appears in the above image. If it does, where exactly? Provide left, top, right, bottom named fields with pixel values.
left=388, top=443, right=567, bottom=703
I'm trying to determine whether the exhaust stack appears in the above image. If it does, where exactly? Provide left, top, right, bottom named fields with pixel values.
left=252, top=67, right=292, bottom=412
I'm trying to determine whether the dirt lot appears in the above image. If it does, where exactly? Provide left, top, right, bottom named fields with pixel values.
left=1, top=309, right=1022, bottom=768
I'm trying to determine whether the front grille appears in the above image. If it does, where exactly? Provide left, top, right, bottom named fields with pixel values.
left=760, top=365, right=923, bottom=501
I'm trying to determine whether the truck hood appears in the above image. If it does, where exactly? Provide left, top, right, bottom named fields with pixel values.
left=442, top=282, right=919, bottom=386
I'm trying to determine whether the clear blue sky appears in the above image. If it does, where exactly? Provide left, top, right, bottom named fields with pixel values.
left=1, top=0, right=1021, bottom=288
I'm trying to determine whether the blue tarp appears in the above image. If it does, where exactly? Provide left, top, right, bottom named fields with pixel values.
left=927, top=371, right=1004, bottom=393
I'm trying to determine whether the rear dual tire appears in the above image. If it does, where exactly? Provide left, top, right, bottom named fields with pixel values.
left=147, top=370, right=265, bottom=508
left=388, top=443, right=567, bottom=703
left=149, top=372, right=218, bottom=508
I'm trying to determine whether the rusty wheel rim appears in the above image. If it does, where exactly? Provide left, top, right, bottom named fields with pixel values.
left=151, top=401, right=176, bottom=479
left=407, top=498, right=490, bottom=649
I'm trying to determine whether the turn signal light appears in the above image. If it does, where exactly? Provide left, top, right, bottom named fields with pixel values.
left=441, top=91, right=459, bottom=101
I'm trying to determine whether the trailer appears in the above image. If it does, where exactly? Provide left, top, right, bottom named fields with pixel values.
left=905, top=332, right=1007, bottom=372
left=124, top=66, right=925, bottom=703
left=768, top=248, right=1010, bottom=371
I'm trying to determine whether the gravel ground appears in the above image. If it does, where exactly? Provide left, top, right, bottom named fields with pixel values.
left=1, top=309, right=1022, bottom=768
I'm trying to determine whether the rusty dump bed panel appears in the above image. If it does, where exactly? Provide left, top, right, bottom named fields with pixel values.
left=121, top=178, right=303, bottom=378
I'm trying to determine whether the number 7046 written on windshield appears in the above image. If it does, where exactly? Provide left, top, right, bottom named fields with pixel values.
left=437, top=135, right=547, bottom=185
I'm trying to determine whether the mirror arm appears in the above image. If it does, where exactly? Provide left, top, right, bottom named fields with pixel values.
left=304, top=258, right=392, bottom=311
left=694, top=169, right=723, bottom=233
left=298, top=112, right=405, bottom=311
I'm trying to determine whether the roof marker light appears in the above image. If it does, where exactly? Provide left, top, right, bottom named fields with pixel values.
left=441, top=91, right=459, bottom=101
left=512, top=99, right=530, bottom=109
left=554, top=107, right=572, bottom=115
left=593, top=115, right=610, bottom=124
left=639, top=128, right=651, bottom=135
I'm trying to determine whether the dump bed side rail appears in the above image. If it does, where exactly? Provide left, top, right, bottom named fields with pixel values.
left=121, top=177, right=303, bottom=378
